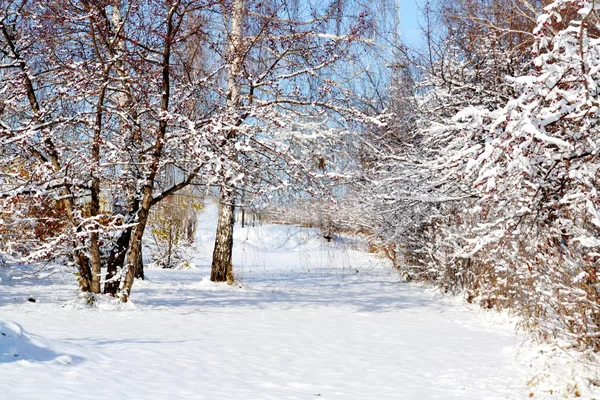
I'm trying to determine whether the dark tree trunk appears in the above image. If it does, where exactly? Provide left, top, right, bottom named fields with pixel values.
left=210, top=190, right=235, bottom=283
left=88, top=65, right=112, bottom=294
left=120, top=2, right=179, bottom=303
left=104, top=227, right=132, bottom=295
left=121, top=203, right=152, bottom=302
left=76, top=253, right=93, bottom=293
left=134, top=246, right=144, bottom=280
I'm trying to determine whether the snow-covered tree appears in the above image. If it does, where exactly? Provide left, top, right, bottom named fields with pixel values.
left=0, top=0, right=216, bottom=301
left=459, top=0, right=600, bottom=346
left=0, top=0, right=391, bottom=301
left=204, top=0, right=390, bottom=283
left=367, top=0, right=600, bottom=348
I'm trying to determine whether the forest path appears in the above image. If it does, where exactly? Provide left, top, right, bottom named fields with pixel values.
left=0, top=203, right=533, bottom=399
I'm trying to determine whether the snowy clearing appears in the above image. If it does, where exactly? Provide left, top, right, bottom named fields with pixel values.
left=0, top=204, right=596, bottom=399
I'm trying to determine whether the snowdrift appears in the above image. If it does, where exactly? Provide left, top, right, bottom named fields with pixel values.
left=0, top=320, right=76, bottom=364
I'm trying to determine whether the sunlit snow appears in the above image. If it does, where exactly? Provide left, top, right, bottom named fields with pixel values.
left=0, top=203, right=583, bottom=399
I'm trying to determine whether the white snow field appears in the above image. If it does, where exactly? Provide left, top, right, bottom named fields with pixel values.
left=0, top=203, right=594, bottom=399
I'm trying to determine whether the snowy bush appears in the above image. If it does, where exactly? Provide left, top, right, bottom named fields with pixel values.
left=392, top=0, right=600, bottom=349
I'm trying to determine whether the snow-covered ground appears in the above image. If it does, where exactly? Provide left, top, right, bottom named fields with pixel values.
left=0, top=203, right=598, bottom=399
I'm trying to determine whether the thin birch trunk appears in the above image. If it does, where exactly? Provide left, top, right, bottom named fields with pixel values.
left=210, top=0, right=244, bottom=283
left=211, top=189, right=236, bottom=283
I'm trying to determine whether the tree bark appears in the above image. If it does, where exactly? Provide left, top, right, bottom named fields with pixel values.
left=103, top=222, right=144, bottom=292
left=104, top=227, right=131, bottom=295
left=134, top=243, right=144, bottom=280
left=102, top=4, right=143, bottom=295
left=76, top=253, right=93, bottom=293
left=211, top=189, right=235, bottom=283
left=89, top=71, right=111, bottom=294
left=209, top=0, right=244, bottom=284
left=120, top=2, right=179, bottom=302
left=120, top=195, right=152, bottom=302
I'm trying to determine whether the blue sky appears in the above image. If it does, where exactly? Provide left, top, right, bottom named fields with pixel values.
left=399, top=0, right=426, bottom=48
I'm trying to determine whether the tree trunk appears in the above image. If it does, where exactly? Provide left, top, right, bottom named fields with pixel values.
left=186, top=216, right=196, bottom=243
left=119, top=2, right=179, bottom=302
left=104, top=225, right=144, bottom=295
left=89, top=233, right=102, bottom=293
left=166, top=225, right=173, bottom=268
left=104, top=3, right=145, bottom=293
left=134, top=246, right=144, bottom=280
left=209, top=0, right=244, bottom=284
left=210, top=189, right=235, bottom=283
left=76, top=253, right=93, bottom=293
left=104, top=227, right=131, bottom=295
left=89, top=67, right=110, bottom=295
left=120, top=223, right=144, bottom=302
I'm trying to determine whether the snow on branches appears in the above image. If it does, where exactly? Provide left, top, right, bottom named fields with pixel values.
left=0, top=0, right=386, bottom=300
left=368, top=0, right=600, bottom=349
left=464, top=0, right=600, bottom=346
